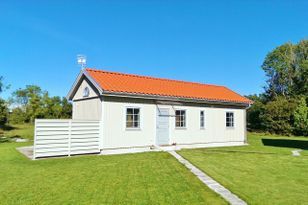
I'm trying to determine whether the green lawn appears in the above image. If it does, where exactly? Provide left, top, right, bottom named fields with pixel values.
left=1, top=124, right=34, bottom=140
left=178, top=133, right=308, bottom=205
left=0, top=142, right=226, bottom=205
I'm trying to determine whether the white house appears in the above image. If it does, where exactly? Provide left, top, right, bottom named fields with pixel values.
left=66, top=68, right=252, bottom=151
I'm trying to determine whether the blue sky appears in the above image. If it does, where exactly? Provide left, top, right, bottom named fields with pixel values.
left=0, top=0, right=307, bottom=99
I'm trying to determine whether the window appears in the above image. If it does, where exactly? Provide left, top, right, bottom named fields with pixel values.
left=175, top=110, right=186, bottom=128
left=83, top=87, right=90, bottom=97
left=200, top=111, right=205, bottom=128
left=226, top=112, right=234, bottom=128
left=126, top=108, right=140, bottom=128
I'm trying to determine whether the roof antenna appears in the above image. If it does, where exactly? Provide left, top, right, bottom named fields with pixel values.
left=77, top=54, right=87, bottom=70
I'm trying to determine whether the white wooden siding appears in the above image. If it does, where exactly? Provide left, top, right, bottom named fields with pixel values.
left=33, top=119, right=101, bottom=159
left=72, top=98, right=102, bottom=120
left=101, top=97, right=246, bottom=149
left=102, top=100, right=156, bottom=149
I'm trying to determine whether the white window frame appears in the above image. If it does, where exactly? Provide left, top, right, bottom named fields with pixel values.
left=200, top=110, right=205, bottom=129
left=125, top=107, right=141, bottom=130
left=175, top=109, right=186, bottom=129
left=226, top=112, right=234, bottom=128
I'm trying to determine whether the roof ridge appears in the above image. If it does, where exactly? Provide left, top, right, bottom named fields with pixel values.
left=85, top=68, right=226, bottom=88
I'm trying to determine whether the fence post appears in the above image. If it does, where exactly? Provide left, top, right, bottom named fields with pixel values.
left=68, top=120, right=71, bottom=157
left=99, top=120, right=103, bottom=152
left=33, top=119, right=37, bottom=160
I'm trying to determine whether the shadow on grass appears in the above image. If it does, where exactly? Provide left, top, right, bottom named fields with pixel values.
left=1, top=124, right=18, bottom=131
left=262, top=138, right=308, bottom=150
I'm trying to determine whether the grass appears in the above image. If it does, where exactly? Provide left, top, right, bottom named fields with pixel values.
left=0, top=123, right=34, bottom=141
left=178, top=133, right=308, bottom=205
left=0, top=142, right=226, bottom=205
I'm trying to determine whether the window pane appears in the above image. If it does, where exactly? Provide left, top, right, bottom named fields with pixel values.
left=134, top=121, right=139, bottom=128
left=127, top=108, right=133, bottom=115
left=133, top=109, right=140, bottom=115
left=134, top=114, right=139, bottom=122
left=126, top=121, right=133, bottom=128
left=126, top=114, right=133, bottom=121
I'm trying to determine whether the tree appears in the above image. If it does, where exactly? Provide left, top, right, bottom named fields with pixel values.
left=0, top=76, right=4, bottom=93
left=0, top=77, right=9, bottom=127
left=61, top=98, right=72, bottom=119
left=10, top=85, right=45, bottom=123
left=293, top=40, right=308, bottom=96
left=246, top=94, right=266, bottom=131
left=9, top=85, right=72, bottom=123
left=0, top=99, right=8, bottom=126
left=293, top=97, right=308, bottom=136
left=259, top=97, right=297, bottom=135
left=262, top=40, right=308, bottom=99
left=9, top=108, right=27, bottom=124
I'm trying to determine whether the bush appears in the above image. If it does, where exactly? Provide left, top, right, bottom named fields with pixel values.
left=294, top=97, right=308, bottom=136
left=0, top=98, right=8, bottom=126
left=9, top=108, right=27, bottom=124
left=260, top=97, right=297, bottom=136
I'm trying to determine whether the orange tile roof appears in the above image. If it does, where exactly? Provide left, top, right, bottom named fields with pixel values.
left=85, top=68, right=252, bottom=104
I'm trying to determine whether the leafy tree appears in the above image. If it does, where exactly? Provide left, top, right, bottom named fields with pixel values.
left=293, top=97, right=308, bottom=136
left=9, top=108, right=27, bottom=124
left=0, top=76, right=4, bottom=93
left=9, top=85, right=72, bottom=123
left=293, top=40, right=308, bottom=96
left=11, top=85, right=45, bottom=123
left=0, top=99, right=8, bottom=126
left=0, top=77, right=9, bottom=127
left=248, top=39, right=308, bottom=136
left=61, top=98, right=72, bottom=119
left=262, top=40, right=308, bottom=99
left=260, top=97, right=297, bottom=135
left=246, top=95, right=265, bottom=131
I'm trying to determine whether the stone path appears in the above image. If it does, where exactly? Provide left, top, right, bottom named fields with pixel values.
left=168, top=151, right=247, bottom=205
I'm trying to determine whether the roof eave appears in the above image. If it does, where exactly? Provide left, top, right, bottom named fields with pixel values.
left=101, top=91, right=252, bottom=107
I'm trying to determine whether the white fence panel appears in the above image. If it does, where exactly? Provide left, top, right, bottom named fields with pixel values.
left=33, top=119, right=101, bottom=159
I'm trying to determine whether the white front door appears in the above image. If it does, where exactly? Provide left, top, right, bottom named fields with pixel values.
left=156, top=108, right=170, bottom=145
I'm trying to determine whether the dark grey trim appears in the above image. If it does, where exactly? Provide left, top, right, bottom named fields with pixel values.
left=101, top=91, right=251, bottom=108
left=72, top=96, right=101, bottom=102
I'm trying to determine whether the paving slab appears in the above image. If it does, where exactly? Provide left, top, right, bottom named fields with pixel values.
left=16, top=146, right=33, bottom=159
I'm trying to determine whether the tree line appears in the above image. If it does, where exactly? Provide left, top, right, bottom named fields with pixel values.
left=247, top=40, right=308, bottom=136
left=0, top=84, right=72, bottom=127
